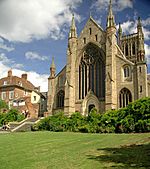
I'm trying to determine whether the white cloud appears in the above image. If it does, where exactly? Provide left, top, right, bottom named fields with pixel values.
left=0, top=0, right=82, bottom=42
left=142, top=17, right=150, bottom=27
left=118, top=20, right=136, bottom=34
left=117, top=19, right=150, bottom=41
left=0, top=43, right=14, bottom=52
left=0, top=37, right=14, bottom=52
left=92, top=0, right=133, bottom=12
left=0, top=52, right=24, bottom=69
left=0, top=53, right=12, bottom=64
left=115, top=0, right=133, bottom=11
left=25, top=51, right=49, bottom=61
left=143, top=27, right=150, bottom=41
left=145, top=44, right=150, bottom=64
left=12, top=63, right=24, bottom=69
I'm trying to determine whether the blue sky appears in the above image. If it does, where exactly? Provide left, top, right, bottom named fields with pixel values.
left=0, top=0, right=150, bottom=92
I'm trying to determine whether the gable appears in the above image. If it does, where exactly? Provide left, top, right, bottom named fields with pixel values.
left=77, top=17, right=106, bottom=58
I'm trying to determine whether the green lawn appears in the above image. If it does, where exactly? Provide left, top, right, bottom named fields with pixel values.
left=0, top=132, right=150, bottom=169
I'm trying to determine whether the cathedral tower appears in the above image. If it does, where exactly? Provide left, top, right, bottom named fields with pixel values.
left=47, top=57, right=56, bottom=115
left=136, top=17, right=148, bottom=98
left=105, top=0, right=118, bottom=110
left=64, top=14, right=77, bottom=115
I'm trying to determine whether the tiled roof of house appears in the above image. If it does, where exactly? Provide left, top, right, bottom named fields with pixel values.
left=0, top=70, right=35, bottom=91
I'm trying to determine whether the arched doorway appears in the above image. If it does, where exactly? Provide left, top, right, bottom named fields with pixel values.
left=81, top=91, right=100, bottom=115
left=88, top=104, right=95, bottom=113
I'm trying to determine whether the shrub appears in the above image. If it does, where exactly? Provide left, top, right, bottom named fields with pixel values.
left=0, top=109, right=24, bottom=126
left=33, top=97, right=150, bottom=133
left=67, top=112, right=86, bottom=132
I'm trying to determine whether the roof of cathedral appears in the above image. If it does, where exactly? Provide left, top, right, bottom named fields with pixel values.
left=88, top=16, right=104, bottom=31
left=56, top=66, right=66, bottom=77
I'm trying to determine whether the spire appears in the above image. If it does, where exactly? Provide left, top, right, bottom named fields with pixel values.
left=90, top=11, right=92, bottom=18
left=50, top=57, right=55, bottom=69
left=106, top=0, right=116, bottom=28
left=137, top=17, right=145, bottom=61
left=69, top=14, right=77, bottom=38
left=118, top=23, right=122, bottom=46
left=50, top=57, right=56, bottom=78
left=118, top=23, right=122, bottom=35
left=137, top=17, right=143, bottom=33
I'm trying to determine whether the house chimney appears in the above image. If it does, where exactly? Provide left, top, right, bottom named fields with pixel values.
left=8, top=70, right=12, bottom=77
left=22, top=74, right=27, bottom=80
left=35, top=86, right=40, bottom=92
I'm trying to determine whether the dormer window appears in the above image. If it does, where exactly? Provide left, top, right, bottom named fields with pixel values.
left=3, top=81, right=7, bottom=85
left=18, top=81, right=22, bottom=86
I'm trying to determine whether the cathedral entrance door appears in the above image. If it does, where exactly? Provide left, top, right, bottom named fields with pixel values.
left=88, top=104, right=95, bottom=113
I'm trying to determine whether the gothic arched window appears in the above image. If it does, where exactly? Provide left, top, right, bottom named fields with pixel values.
left=78, top=43, right=105, bottom=100
left=56, top=90, right=64, bottom=108
left=119, top=88, right=132, bottom=108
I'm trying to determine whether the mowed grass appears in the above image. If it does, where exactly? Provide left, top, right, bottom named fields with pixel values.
left=0, top=132, right=150, bottom=169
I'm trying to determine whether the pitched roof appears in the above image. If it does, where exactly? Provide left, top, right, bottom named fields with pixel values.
left=0, top=75, right=35, bottom=91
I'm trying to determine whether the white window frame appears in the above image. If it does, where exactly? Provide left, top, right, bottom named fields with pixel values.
left=1, top=92, right=6, bottom=100
left=3, top=81, right=7, bottom=85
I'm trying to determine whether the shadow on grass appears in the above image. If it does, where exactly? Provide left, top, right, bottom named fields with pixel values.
left=87, top=142, right=150, bottom=168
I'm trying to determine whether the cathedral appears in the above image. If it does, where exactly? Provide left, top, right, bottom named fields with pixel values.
left=47, top=0, right=150, bottom=116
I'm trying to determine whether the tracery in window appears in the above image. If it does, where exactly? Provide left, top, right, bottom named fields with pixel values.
left=78, top=43, right=105, bottom=100
left=119, top=88, right=132, bottom=108
left=57, top=90, right=64, bottom=108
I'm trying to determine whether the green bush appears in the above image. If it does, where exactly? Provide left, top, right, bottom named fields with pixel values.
left=0, top=109, right=24, bottom=126
left=33, top=97, right=150, bottom=133
left=34, top=112, right=68, bottom=132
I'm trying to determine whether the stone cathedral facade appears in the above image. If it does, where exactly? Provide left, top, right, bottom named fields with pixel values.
left=47, top=1, right=150, bottom=116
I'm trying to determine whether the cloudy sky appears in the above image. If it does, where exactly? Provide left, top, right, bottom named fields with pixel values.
left=0, top=0, right=150, bottom=92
